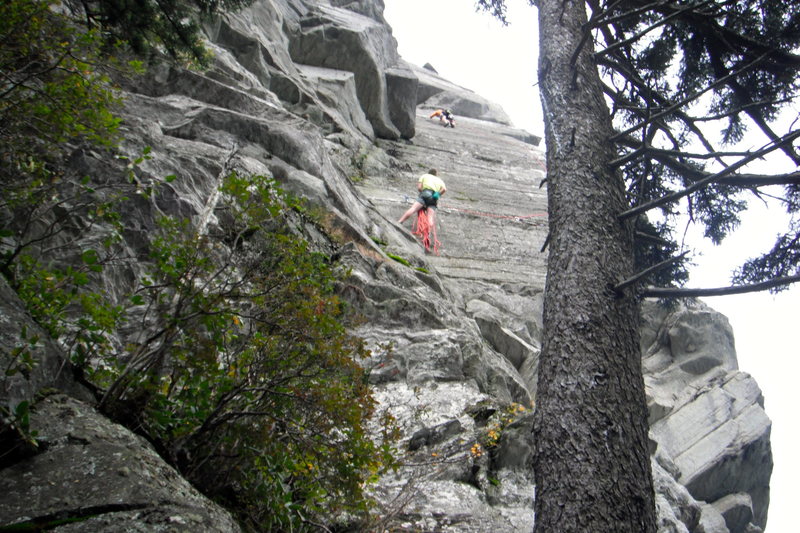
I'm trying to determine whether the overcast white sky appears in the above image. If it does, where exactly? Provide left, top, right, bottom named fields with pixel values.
left=383, top=1, right=798, bottom=530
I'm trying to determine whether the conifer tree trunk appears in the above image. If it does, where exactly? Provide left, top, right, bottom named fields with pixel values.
left=533, top=1, right=657, bottom=531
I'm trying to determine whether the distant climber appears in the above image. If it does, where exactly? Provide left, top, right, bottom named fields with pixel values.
left=398, top=169, right=446, bottom=253
left=429, top=109, right=456, bottom=128
left=442, top=109, right=455, bottom=128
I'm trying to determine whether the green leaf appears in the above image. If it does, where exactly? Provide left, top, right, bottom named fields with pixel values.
left=81, top=249, right=98, bottom=265
left=14, top=400, right=30, bottom=421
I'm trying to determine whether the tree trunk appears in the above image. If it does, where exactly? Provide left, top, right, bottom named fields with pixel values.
left=533, top=1, right=657, bottom=531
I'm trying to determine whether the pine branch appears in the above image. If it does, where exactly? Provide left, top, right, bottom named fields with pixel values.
left=619, top=130, right=800, bottom=220
left=599, top=59, right=724, bottom=162
left=596, top=1, right=713, bottom=60
left=609, top=52, right=772, bottom=142
left=642, top=274, right=800, bottom=298
left=707, top=51, right=800, bottom=165
left=687, top=97, right=796, bottom=122
left=635, top=231, right=672, bottom=246
left=610, top=144, right=753, bottom=168
left=655, top=2, right=800, bottom=69
left=587, top=0, right=667, bottom=29
left=614, top=135, right=800, bottom=187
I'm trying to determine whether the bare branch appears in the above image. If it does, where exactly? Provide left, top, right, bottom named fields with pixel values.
left=686, top=97, right=796, bottom=123
left=635, top=231, right=673, bottom=246
left=614, top=251, right=688, bottom=293
left=614, top=145, right=755, bottom=165
left=642, top=274, right=800, bottom=298
left=718, top=171, right=800, bottom=187
left=615, top=134, right=800, bottom=187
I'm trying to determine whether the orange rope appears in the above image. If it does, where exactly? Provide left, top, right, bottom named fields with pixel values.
left=412, top=208, right=441, bottom=254
left=401, top=195, right=546, bottom=221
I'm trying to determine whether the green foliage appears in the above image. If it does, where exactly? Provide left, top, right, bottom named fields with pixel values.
left=0, top=0, right=122, bottom=168
left=88, top=172, right=398, bottom=529
left=2, top=144, right=396, bottom=529
left=633, top=218, right=689, bottom=289
left=0, top=0, right=129, bottom=297
left=0, top=0, right=132, bottom=460
left=479, top=402, right=528, bottom=451
left=349, top=150, right=369, bottom=183
left=0, top=169, right=129, bottom=388
left=1, top=4, right=395, bottom=527
left=4, top=400, right=37, bottom=447
left=386, top=253, right=411, bottom=267
left=4, top=326, right=40, bottom=380
left=0, top=153, right=132, bottom=373
left=66, top=0, right=254, bottom=66
left=733, top=219, right=800, bottom=293
left=0, top=398, right=40, bottom=470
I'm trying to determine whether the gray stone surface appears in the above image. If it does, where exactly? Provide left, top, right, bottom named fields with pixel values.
left=713, top=493, right=756, bottom=533
left=296, top=63, right=376, bottom=138
left=287, top=3, right=406, bottom=138
left=0, top=1, right=773, bottom=531
left=0, top=395, right=241, bottom=532
left=409, top=63, right=514, bottom=127
left=0, top=278, right=92, bottom=426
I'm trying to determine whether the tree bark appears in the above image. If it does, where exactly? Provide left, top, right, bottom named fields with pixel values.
left=533, top=1, right=656, bottom=531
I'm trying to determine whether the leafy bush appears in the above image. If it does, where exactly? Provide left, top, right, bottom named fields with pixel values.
left=0, top=0, right=123, bottom=167
left=3, top=168, right=398, bottom=529
left=1, top=4, right=398, bottom=528
left=473, top=402, right=529, bottom=457
left=64, top=0, right=254, bottom=65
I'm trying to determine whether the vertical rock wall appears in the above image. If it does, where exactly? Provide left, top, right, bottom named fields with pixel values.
left=0, top=1, right=771, bottom=532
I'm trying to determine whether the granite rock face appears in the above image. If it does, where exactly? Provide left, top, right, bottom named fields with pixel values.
left=0, top=395, right=242, bottom=532
left=411, top=63, right=513, bottom=124
left=0, top=1, right=771, bottom=531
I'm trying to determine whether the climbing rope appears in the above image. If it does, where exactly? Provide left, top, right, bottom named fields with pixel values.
left=401, top=195, right=547, bottom=221
left=412, top=208, right=441, bottom=254
left=443, top=206, right=547, bottom=221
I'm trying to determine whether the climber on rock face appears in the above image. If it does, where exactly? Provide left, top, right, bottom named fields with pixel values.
left=398, top=169, right=446, bottom=253
left=441, top=108, right=455, bottom=128
left=430, top=108, right=456, bottom=128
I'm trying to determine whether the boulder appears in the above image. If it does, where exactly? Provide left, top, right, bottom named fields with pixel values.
left=0, top=395, right=241, bottom=532
left=652, top=453, right=704, bottom=532
left=643, top=299, right=743, bottom=425
left=385, top=64, right=419, bottom=138
left=408, top=63, right=512, bottom=126
left=296, top=63, right=376, bottom=138
left=330, top=0, right=389, bottom=23
left=287, top=3, right=407, bottom=138
left=650, top=371, right=772, bottom=529
left=712, top=493, right=755, bottom=533
left=0, top=278, right=91, bottom=444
